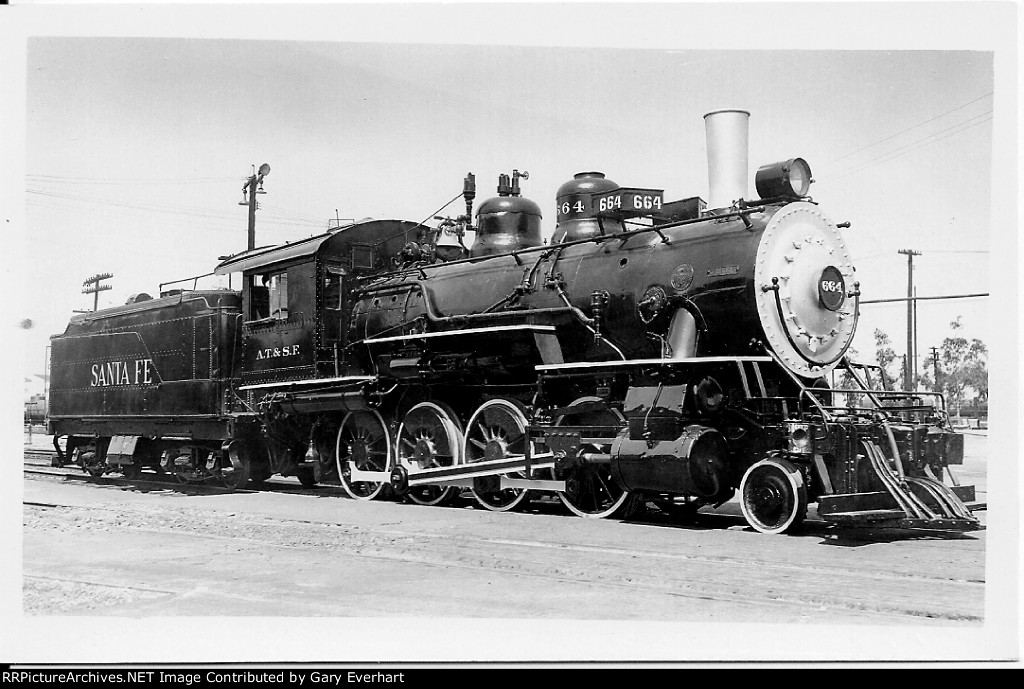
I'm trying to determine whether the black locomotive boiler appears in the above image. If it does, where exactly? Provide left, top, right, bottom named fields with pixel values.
left=47, top=109, right=982, bottom=534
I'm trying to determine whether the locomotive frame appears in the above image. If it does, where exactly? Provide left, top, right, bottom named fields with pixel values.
left=46, top=110, right=983, bottom=535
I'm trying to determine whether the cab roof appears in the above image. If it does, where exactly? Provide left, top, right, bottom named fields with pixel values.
left=213, top=219, right=423, bottom=275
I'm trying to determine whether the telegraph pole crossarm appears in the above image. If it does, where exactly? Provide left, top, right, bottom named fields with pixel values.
left=239, top=163, right=271, bottom=251
left=82, top=272, right=113, bottom=312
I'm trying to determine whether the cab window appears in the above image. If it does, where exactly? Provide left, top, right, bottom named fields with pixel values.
left=268, top=272, right=288, bottom=319
left=249, top=270, right=288, bottom=321
left=324, top=265, right=347, bottom=311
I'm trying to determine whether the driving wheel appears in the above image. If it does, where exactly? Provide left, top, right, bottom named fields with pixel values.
left=553, top=397, right=637, bottom=519
left=396, top=402, right=463, bottom=506
left=463, top=398, right=533, bottom=512
left=336, top=410, right=392, bottom=500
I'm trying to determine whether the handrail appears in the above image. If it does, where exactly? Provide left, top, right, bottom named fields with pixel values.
left=356, top=206, right=768, bottom=283
left=159, top=271, right=220, bottom=292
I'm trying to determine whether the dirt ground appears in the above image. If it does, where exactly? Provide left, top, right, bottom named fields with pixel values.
left=14, top=432, right=1011, bottom=664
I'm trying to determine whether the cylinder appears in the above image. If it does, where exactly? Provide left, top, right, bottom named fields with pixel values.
left=610, top=425, right=731, bottom=500
left=704, top=109, right=750, bottom=210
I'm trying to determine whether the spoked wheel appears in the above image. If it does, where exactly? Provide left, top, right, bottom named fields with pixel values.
left=396, top=402, right=463, bottom=506
left=739, top=458, right=807, bottom=534
left=336, top=410, right=392, bottom=500
left=463, top=398, right=532, bottom=512
left=553, top=397, right=637, bottom=519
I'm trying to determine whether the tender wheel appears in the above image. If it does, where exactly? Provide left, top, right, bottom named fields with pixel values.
left=553, top=397, right=637, bottom=519
left=221, top=446, right=251, bottom=490
left=739, top=458, right=807, bottom=534
left=463, top=398, right=532, bottom=512
left=396, top=402, right=463, bottom=506
left=79, top=446, right=106, bottom=478
left=336, top=411, right=392, bottom=500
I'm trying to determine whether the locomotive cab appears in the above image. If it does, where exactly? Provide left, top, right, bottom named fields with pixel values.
left=214, top=219, right=427, bottom=388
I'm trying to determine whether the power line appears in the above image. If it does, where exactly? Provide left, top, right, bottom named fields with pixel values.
left=826, top=91, right=993, bottom=166
left=854, top=249, right=989, bottom=262
left=27, top=184, right=335, bottom=230
left=831, top=111, right=992, bottom=181
left=26, top=191, right=326, bottom=237
left=27, top=188, right=243, bottom=222
left=26, top=174, right=243, bottom=185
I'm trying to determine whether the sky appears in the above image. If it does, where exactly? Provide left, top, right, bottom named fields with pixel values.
left=1, top=1, right=1020, bottom=665
left=12, top=18, right=1001, bottom=394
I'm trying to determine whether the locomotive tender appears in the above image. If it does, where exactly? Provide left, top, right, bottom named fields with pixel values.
left=48, top=110, right=982, bottom=533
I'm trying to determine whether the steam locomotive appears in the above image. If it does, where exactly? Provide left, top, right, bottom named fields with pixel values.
left=47, top=110, right=982, bottom=534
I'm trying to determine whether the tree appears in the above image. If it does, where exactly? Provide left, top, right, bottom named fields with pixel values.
left=835, top=345, right=863, bottom=407
left=915, top=369, right=935, bottom=394
left=834, top=330, right=899, bottom=409
left=872, top=328, right=901, bottom=391
left=937, top=317, right=988, bottom=416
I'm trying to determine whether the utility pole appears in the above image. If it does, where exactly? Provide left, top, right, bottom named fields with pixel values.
left=82, top=273, right=113, bottom=312
left=913, top=286, right=919, bottom=389
left=930, top=346, right=940, bottom=390
left=239, top=163, right=271, bottom=251
left=898, top=249, right=922, bottom=391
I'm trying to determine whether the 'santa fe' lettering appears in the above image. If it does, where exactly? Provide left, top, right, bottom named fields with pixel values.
left=90, top=359, right=154, bottom=387
left=256, top=344, right=300, bottom=360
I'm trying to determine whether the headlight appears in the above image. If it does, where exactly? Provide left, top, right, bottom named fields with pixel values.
left=755, top=158, right=813, bottom=199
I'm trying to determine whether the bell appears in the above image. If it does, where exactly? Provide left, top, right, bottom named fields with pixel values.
left=435, top=226, right=466, bottom=262
left=256, top=180, right=267, bottom=195
left=238, top=191, right=249, bottom=206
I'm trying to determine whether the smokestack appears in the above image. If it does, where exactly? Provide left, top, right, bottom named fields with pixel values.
left=704, top=109, right=750, bottom=210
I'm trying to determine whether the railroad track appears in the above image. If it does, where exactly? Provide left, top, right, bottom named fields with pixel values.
left=23, top=447, right=268, bottom=497
left=24, top=446, right=986, bottom=541
left=24, top=447, right=430, bottom=502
